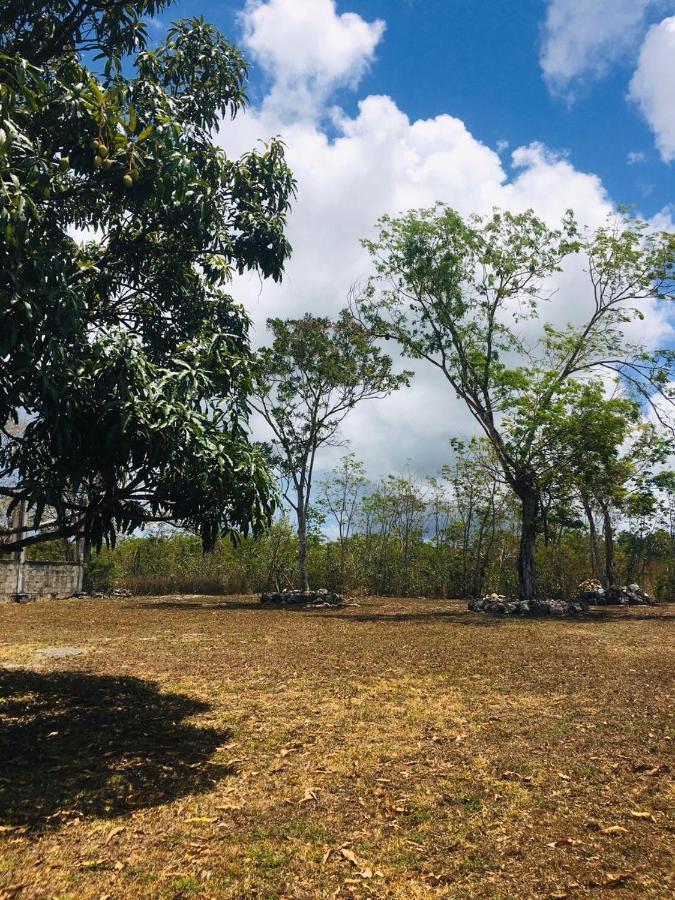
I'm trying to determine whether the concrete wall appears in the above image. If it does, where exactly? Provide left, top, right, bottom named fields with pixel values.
left=0, top=560, right=83, bottom=601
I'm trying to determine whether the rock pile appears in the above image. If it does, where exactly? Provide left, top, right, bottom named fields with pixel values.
left=469, top=592, right=589, bottom=617
left=260, top=588, right=346, bottom=608
left=575, top=579, right=656, bottom=606
left=73, top=588, right=133, bottom=598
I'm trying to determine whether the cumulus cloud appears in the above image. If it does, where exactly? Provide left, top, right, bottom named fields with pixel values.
left=629, top=17, right=675, bottom=163
left=240, top=0, right=385, bottom=119
left=539, top=0, right=667, bottom=95
left=220, top=0, right=673, bottom=478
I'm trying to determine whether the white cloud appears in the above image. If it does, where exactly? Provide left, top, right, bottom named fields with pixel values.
left=629, top=17, right=675, bottom=163
left=221, top=1, right=674, bottom=478
left=539, top=0, right=658, bottom=95
left=627, top=150, right=647, bottom=164
left=241, top=0, right=384, bottom=119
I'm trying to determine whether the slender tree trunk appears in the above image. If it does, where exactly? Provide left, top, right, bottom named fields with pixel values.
left=517, top=489, right=538, bottom=605
left=580, top=494, right=599, bottom=578
left=599, top=500, right=618, bottom=588
left=297, top=511, right=309, bottom=591
left=339, top=538, right=346, bottom=592
left=296, top=486, right=309, bottom=591
left=471, top=517, right=487, bottom=598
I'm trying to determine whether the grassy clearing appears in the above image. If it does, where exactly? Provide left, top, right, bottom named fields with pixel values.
left=0, top=595, right=673, bottom=898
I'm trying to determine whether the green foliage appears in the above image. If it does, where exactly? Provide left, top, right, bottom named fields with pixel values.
left=104, top=476, right=669, bottom=602
left=252, top=311, right=410, bottom=588
left=0, top=0, right=296, bottom=554
left=254, top=312, right=411, bottom=472
left=357, top=204, right=674, bottom=600
left=84, top=550, right=119, bottom=591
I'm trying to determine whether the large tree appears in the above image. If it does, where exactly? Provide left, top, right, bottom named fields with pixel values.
left=252, top=312, right=409, bottom=591
left=357, top=206, right=673, bottom=607
left=545, top=382, right=641, bottom=588
left=0, top=1, right=295, bottom=553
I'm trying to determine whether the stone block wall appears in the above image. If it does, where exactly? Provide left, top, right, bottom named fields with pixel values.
left=0, top=560, right=83, bottom=601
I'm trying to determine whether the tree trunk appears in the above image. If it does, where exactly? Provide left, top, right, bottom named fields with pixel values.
left=297, top=502, right=309, bottom=591
left=517, top=490, right=538, bottom=605
left=580, top=494, right=599, bottom=577
left=339, top=539, right=346, bottom=593
left=599, top=501, right=618, bottom=588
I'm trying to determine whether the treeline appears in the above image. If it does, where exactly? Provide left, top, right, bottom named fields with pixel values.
left=87, top=447, right=674, bottom=601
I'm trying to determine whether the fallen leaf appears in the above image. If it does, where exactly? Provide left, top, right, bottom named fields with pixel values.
left=104, top=826, right=125, bottom=845
left=185, top=817, right=216, bottom=825
left=501, top=771, right=533, bottom=783
left=321, top=849, right=332, bottom=865
left=600, top=825, right=628, bottom=835
left=340, top=848, right=361, bottom=867
left=299, top=789, right=318, bottom=804
left=629, top=810, right=656, bottom=822
left=603, top=872, right=632, bottom=887
left=557, top=772, right=572, bottom=781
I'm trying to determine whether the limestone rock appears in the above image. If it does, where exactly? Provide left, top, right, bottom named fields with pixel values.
left=260, top=588, right=346, bottom=608
left=574, top=580, right=655, bottom=606
left=469, top=592, right=589, bottom=617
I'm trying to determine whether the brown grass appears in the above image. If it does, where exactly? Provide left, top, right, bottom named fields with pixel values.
left=0, top=595, right=673, bottom=899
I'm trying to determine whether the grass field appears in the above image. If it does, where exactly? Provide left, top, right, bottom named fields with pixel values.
left=0, top=595, right=673, bottom=899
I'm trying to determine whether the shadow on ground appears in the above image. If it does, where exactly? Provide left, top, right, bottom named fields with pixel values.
left=334, top=606, right=674, bottom=626
left=135, top=598, right=674, bottom=626
left=136, top=600, right=257, bottom=612
left=0, top=670, right=232, bottom=829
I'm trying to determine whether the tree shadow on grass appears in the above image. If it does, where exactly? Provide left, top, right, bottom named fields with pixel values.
left=135, top=600, right=258, bottom=612
left=135, top=599, right=503, bottom=624
left=588, top=606, right=675, bottom=624
left=0, top=670, right=233, bottom=830
left=315, top=607, right=675, bottom=626
left=313, top=608, right=503, bottom=626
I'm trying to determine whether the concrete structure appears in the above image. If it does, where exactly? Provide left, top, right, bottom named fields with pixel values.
left=0, top=502, right=84, bottom=601
left=0, top=558, right=84, bottom=601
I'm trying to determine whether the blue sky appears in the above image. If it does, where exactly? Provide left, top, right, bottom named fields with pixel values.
left=163, top=0, right=673, bottom=218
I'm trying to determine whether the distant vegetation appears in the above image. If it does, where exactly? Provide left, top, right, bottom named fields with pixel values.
left=70, top=442, right=672, bottom=602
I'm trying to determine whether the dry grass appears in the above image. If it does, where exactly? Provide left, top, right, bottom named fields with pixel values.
left=0, top=595, right=673, bottom=899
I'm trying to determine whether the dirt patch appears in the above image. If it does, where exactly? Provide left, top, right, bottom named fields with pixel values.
left=0, top=595, right=673, bottom=898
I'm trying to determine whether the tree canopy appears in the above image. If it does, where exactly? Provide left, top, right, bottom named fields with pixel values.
left=357, top=205, right=674, bottom=605
left=252, top=311, right=410, bottom=590
left=0, top=0, right=295, bottom=553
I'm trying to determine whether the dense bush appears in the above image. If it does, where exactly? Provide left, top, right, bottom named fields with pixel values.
left=95, top=517, right=671, bottom=600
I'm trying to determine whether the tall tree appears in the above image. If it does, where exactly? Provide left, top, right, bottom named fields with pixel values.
left=547, top=382, right=640, bottom=588
left=357, top=206, right=673, bottom=607
left=252, top=312, right=409, bottom=591
left=318, top=453, right=367, bottom=591
left=0, top=1, right=295, bottom=553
